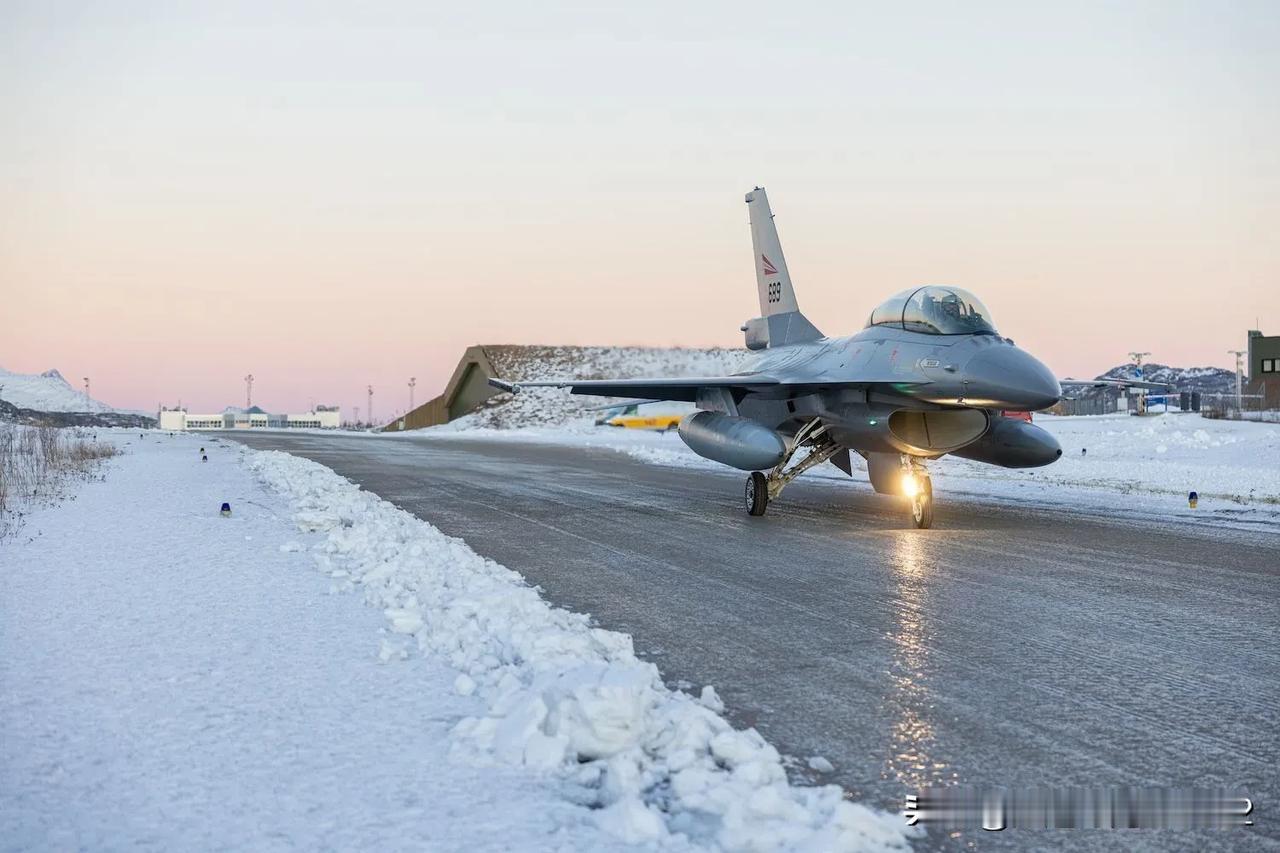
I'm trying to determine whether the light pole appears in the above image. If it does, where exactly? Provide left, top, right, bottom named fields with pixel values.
left=1127, top=351, right=1151, bottom=378
left=409, top=377, right=416, bottom=412
left=367, top=385, right=374, bottom=428
left=1127, top=352, right=1151, bottom=414
left=83, top=377, right=91, bottom=409
left=244, top=374, right=254, bottom=409
left=1228, top=350, right=1246, bottom=410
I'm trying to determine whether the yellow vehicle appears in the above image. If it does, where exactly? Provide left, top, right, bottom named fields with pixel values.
left=595, top=401, right=694, bottom=431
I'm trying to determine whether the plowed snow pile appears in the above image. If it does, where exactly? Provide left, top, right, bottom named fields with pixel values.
left=248, top=447, right=913, bottom=850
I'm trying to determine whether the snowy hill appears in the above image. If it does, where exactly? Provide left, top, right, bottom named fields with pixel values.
left=1096, top=363, right=1236, bottom=394
left=0, top=366, right=155, bottom=426
left=448, top=345, right=745, bottom=430
left=0, top=366, right=118, bottom=413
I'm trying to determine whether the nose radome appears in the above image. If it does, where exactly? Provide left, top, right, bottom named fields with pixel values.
left=963, top=346, right=1061, bottom=410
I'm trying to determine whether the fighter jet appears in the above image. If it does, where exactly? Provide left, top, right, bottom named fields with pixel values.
left=490, top=188, right=1167, bottom=528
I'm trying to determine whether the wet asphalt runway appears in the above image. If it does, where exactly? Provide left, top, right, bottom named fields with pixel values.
left=227, top=432, right=1280, bottom=852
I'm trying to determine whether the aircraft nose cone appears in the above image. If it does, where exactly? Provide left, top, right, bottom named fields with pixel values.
left=963, top=346, right=1061, bottom=410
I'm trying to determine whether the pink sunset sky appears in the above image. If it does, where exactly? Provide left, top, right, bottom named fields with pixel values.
left=2, top=2, right=1277, bottom=418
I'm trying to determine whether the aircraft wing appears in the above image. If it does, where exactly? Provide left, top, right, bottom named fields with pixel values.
left=1060, top=378, right=1173, bottom=391
left=487, top=374, right=929, bottom=403
left=488, top=375, right=780, bottom=402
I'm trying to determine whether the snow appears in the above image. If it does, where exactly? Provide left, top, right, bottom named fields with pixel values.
left=939, top=413, right=1280, bottom=507
left=0, top=366, right=128, bottom=414
left=1, top=432, right=914, bottom=852
left=1095, top=362, right=1236, bottom=394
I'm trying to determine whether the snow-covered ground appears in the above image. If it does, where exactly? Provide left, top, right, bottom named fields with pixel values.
left=411, top=412, right=1280, bottom=533
left=0, top=366, right=127, bottom=414
left=939, top=412, right=1279, bottom=501
left=0, top=432, right=913, bottom=851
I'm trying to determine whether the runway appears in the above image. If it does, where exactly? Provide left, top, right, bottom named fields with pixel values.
left=228, top=431, right=1280, bottom=851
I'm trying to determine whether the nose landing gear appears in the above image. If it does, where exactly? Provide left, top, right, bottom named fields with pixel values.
left=901, top=457, right=933, bottom=529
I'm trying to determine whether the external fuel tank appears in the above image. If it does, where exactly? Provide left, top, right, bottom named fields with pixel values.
left=678, top=411, right=788, bottom=471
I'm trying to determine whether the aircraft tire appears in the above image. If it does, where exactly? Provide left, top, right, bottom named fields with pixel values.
left=745, top=471, right=769, bottom=517
left=910, top=477, right=934, bottom=529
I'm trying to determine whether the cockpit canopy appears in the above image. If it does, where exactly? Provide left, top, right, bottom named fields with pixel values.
left=867, top=286, right=997, bottom=335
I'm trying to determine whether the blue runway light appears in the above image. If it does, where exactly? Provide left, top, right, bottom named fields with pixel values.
left=220, top=502, right=232, bottom=517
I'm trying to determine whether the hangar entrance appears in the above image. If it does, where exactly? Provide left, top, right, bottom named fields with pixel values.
left=448, top=363, right=494, bottom=421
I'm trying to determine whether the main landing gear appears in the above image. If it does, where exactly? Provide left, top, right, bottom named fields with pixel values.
left=743, top=427, right=936, bottom=529
left=743, top=418, right=842, bottom=518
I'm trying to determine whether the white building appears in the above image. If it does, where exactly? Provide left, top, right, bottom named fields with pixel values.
left=158, top=406, right=341, bottom=431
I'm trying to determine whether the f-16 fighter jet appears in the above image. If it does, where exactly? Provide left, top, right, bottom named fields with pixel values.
left=490, top=188, right=1166, bottom=528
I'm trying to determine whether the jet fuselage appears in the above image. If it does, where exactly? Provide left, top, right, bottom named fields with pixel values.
left=730, top=325, right=1062, bottom=464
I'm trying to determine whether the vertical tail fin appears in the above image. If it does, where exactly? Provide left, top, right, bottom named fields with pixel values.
left=745, top=187, right=822, bottom=346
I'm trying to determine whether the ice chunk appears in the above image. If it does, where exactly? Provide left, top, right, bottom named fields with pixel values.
left=807, top=755, right=834, bottom=773
left=384, top=608, right=424, bottom=635
left=699, top=684, right=725, bottom=712
left=594, top=796, right=667, bottom=843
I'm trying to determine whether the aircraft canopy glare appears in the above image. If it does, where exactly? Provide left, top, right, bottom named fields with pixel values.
left=867, top=286, right=997, bottom=336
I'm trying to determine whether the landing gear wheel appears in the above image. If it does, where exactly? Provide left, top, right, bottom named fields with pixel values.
left=745, top=471, right=769, bottom=517
left=910, top=477, right=933, bottom=529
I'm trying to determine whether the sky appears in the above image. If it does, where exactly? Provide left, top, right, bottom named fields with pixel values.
left=2, top=1, right=1277, bottom=417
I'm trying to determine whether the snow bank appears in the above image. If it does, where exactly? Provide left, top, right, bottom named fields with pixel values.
left=245, top=449, right=914, bottom=851
left=942, top=413, right=1280, bottom=504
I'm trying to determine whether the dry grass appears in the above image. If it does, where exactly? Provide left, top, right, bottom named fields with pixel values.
left=0, top=423, right=121, bottom=538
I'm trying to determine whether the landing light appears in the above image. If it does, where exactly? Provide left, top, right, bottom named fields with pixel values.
left=901, top=473, right=919, bottom=498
